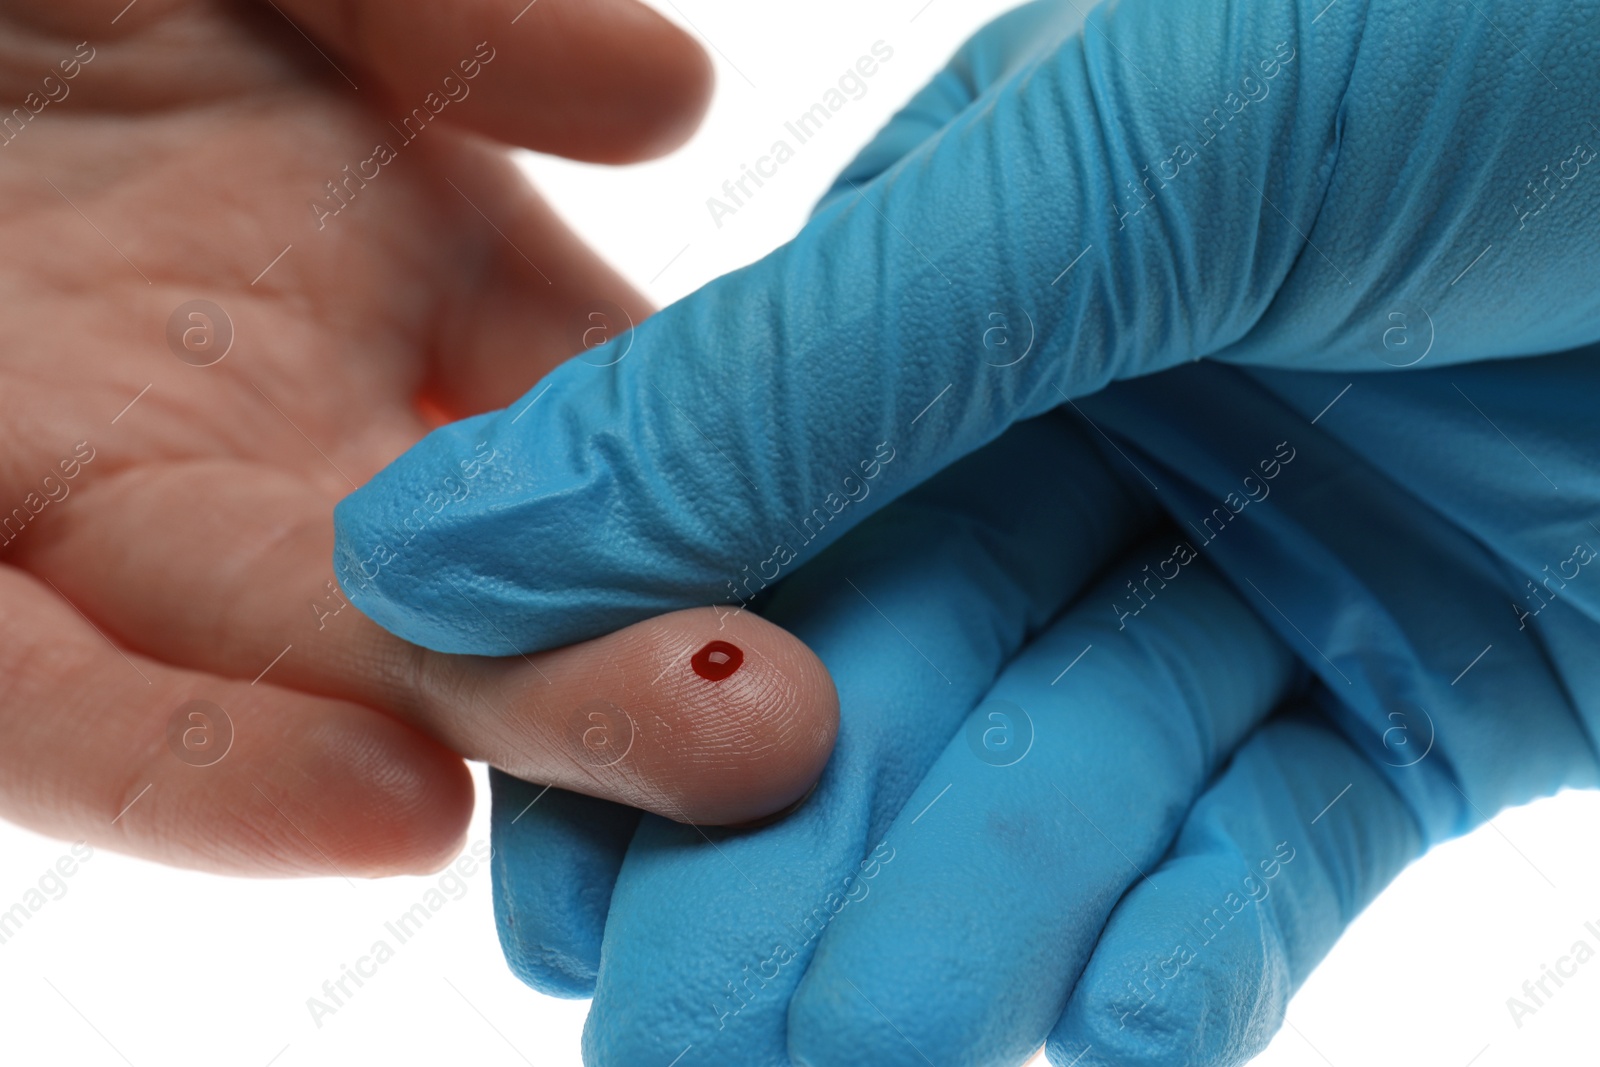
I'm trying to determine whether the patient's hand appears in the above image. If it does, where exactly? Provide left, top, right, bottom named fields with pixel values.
left=0, top=0, right=838, bottom=877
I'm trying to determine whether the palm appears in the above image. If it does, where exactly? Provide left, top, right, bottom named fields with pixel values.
left=13, top=13, right=557, bottom=474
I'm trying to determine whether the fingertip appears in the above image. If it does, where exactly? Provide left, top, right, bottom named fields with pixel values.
left=788, top=970, right=930, bottom=1067
left=1047, top=855, right=1290, bottom=1067
left=281, top=708, right=478, bottom=878
left=625, top=608, right=839, bottom=826
left=404, top=602, right=839, bottom=828
left=104, top=690, right=477, bottom=879
left=550, top=0, right=716, bottom=163
left=458, top=0, right=716, bottom=162
left=277, top=0, right=715, bottom=162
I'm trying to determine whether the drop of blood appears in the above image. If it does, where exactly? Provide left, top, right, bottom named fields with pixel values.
left=691, top=640, right=744, bottom=681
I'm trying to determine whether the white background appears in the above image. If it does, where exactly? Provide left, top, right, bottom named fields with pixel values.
left=4, top=1, right=1599, bottom=1065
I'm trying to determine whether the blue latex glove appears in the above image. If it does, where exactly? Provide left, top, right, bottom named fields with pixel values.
left=327, top=0, right=1600, bottom=1061
left=493, top=350, right=1600, bottom=1067
left=332, top=0, right=1600, bottom=654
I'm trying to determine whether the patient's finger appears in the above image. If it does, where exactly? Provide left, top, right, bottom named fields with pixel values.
left=17, top=463, right=837, bottom=826
left=266, top=0, right=713, bottom=161
left=0, top=564, right=472, bottom=876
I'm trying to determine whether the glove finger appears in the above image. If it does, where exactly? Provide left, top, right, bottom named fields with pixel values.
left=1048, top=711, right=1423, bottom=1067
left=786, top=551, right=1300, bottom=1067
left=489, top=771, right=638, bottom=997
left=334, top=0, right=1600, bottom=656
left=580, top=412, right=1161, bottom=1066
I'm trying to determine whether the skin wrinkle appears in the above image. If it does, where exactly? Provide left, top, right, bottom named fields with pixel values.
left=34, top=464, right=283, bottom=650
left=109, top=702, right=171, bottom=835
left=0, top=393, right=96, bottom=511
left=427, top=656, right=559, bottom=770
left=0, top=629, right=111, bottom=820
left=10, top=156, right=428, bottom=485
left=88, top=6, right=318, bottom=108
left=196, top=483, right=335, bottom=663
left=303, top=715, right=453, bottom=833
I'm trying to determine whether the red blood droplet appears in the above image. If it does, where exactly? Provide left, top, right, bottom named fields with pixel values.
left=691, top=640, right=744, bottom=681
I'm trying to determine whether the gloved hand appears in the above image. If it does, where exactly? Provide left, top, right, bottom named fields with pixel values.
left=490, top=349, right=1600, bottom=1067
left=322, top=0, right=1600, bottom=1058
left=321, top=0, right=1600, bottom=1058
left=334, top=0, right=1600, bottom=654
left=492, top=404, right=1306, bottom=1064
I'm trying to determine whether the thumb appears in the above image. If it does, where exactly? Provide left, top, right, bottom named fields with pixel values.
left=336, top=0, right=1597, bottom=654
